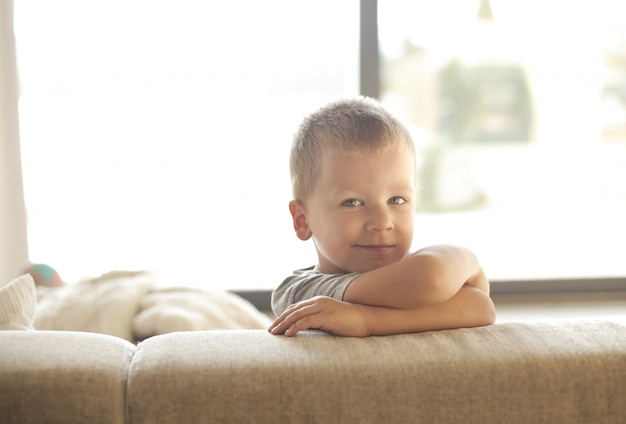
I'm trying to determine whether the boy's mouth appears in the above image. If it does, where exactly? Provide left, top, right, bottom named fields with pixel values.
left=355, top=244, right=395, bottom=252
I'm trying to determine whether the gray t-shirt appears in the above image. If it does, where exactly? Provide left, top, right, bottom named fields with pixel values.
left=271, top=267, right=361, bottom=316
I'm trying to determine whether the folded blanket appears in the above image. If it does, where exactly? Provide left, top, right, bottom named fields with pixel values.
left=133, top=287, right=271, bottom=341
left=34, top=270, right=271, bottom=342
left=35, top=271, right=156, bottom=341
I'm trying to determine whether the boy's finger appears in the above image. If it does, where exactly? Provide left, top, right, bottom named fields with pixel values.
left=270, top=305, right=321, bottom=335
left=283, top=314, right=324, bottom=336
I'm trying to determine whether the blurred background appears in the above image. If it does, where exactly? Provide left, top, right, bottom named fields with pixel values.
left=11, top=0, right=626, bottom=289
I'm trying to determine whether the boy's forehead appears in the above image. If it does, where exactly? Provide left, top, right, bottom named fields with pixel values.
left=320, top=141, right=412, bottom=160
left=323, top=142, right=415, bottom=165
left=318, top=146, right=416, bottom=182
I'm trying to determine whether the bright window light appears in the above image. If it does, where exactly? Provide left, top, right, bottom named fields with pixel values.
left=15, top=1, right=358, bottom=288
left=15, top=0, right=626, bottom=289
left=379, top=0, right=626, bottom=280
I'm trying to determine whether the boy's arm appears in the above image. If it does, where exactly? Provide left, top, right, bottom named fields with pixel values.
left=269, top=287, right=496, bottom=337
left=344, top=244, right=488, bottom=310
left=361, top=287, right=495, bottom=336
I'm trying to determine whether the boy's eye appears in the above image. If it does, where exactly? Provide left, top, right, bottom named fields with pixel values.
left=388, top=196, right=407, bottom=205
left=341, top=199, right=363, bottom=207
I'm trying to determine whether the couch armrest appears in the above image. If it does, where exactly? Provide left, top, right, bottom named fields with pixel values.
left=127, top=317, right=626, bottom=423
left=0, top=330, right=135, bottom=424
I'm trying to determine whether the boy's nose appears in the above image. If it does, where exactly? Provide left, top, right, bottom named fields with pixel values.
left=364, top=205, right=394, bottom=232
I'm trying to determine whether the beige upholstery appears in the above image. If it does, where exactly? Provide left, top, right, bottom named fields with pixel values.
left=128, top=320, right=626, bottom=423
left=2, top=317, right=626, bottom=423
left=0, top=331, right=135, bottom=424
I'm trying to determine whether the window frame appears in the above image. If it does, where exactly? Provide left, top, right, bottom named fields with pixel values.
left=357, top=0, right=626, bottom=298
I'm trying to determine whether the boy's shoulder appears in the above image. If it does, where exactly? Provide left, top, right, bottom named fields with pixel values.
left=270, top=267, right=360, bottom=316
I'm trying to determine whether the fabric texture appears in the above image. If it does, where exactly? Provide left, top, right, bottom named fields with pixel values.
left=0, top=330, right=135, bottom=424
left=132, top=287, right=271, bottom=341
left=1, top=317, right=626, bottom=423
left=34, top=270, right=156, bottom=341
left=34, top=270, right=270, bottom=341
left=0, top=274, right=36, bottom=330
left=127, top=317, right=626, bottom=424
left=271, top=267, right=360, bottom=315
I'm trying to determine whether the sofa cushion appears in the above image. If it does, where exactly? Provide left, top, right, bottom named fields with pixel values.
left=127, top=317, right=626, bottom=424
left=0, top=330, right=136, bottom=424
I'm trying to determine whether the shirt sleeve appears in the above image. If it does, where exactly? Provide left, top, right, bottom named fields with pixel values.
left=270, top=268, right=360, bottom=316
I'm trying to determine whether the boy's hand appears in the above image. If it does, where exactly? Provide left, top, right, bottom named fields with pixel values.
left=268, top=296, right=369, bottom=337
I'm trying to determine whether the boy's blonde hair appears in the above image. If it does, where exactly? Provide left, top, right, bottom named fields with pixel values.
left=290, top=97, right=416, bottom=200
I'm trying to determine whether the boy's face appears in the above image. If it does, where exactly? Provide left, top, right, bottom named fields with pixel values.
left=290, top=146, right=415, bottom=274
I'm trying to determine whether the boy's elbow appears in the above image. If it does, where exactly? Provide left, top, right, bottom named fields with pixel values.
left=473, top=292, right=497, bottom=327
left=452, top=287, right=496, bottom=328
left=481, top=302, right=497, bottom=326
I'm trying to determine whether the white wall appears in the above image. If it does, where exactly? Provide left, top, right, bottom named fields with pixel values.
left=0, top=0, right=29, bottom=285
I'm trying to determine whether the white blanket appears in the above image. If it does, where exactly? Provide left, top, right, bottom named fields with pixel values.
left=34, top=270, right=271, bottom=342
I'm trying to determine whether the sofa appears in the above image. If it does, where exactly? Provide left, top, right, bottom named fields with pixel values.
left=2, top=275, right=626, bottom=423
left=1, top=318, right=626, bottom=423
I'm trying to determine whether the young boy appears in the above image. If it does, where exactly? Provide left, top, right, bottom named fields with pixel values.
left=269, top=97, right=496, bottom=337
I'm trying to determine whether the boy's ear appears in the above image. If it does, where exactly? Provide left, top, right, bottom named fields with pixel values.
left=289, top=200, right=312, bottom=241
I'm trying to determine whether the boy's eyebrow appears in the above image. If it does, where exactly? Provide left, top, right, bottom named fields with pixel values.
left=393, top=184, right=416, bottom=192
left=328, top=186, right=360, bottom=196
left=385, top=181, right=416, bottom=193
left=330, top=183, right=416, bottom=197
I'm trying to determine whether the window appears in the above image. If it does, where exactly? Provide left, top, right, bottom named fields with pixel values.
left=377, top=0, right=626, bottom=283
left=15, top=1, right=358, bottom=288
left=14, top=1, right=626, bottom=291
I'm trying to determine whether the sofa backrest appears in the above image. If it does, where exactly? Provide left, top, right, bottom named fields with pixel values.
left=2, top=317, right=626, bottom=424
left=0, top=331, right=134, bottom=424
left=126, top=321, right=626, bottom=423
